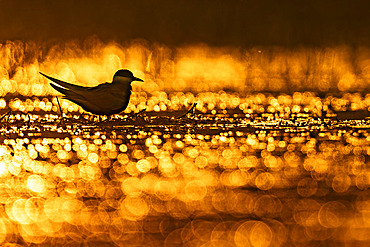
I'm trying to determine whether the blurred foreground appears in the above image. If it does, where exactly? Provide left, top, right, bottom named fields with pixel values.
left=0, top=92, right=369, bottom=246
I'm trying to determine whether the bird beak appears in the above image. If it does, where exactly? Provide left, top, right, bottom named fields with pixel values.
left=134, top=77, right=144, bottom=82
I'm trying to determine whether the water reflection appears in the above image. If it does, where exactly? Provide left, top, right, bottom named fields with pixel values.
left=0, top=92, right=369, bottom=246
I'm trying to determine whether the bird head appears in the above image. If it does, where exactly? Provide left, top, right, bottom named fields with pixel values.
left=113, top=69, right=144, bottom=82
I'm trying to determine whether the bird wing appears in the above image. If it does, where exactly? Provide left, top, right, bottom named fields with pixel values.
left=39, top=72, right=90, bottom=91
left=40, top=72, right=91, bottom=102
left=63, top=87, right=129, bottom=115
left=85, top=82, right=114, bottom=93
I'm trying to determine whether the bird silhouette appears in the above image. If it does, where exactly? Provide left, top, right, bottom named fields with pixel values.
left=322, top=104, right=370, bottom=120
left=39, top=69, right=143, bottom=116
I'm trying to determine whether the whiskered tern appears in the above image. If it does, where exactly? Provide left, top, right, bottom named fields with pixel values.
left=40, top=69, right=143, bottom=116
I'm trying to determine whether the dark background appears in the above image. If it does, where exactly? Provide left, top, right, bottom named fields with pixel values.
left=0, top=0, right=369, bottom=47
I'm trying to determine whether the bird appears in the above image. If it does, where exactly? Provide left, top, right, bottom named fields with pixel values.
left=322, top=104, right=370, bottom=121
left=39, top=69, right=143, bottom=116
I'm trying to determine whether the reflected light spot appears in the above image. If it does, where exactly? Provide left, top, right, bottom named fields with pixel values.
left=0, top=162, right=9, bottom=177
left=255, top=172, right=275, bottom=190
left=154, top=180, right=176, bottom=201
left=136, top=159, right=151, bottom=173
left=184, top=180, right=207, bottom=201
left=0, top=218, right=8, bottom=244
left=27, top=175, right=45, bottom=193
left=158, top=158, right=178, bottom=177
left=332, top=174, right=351, bottom=193
left=12, top=199, right=33, bottom=224
left=234, top=221, right=273, bottom=247
left=121, top=177, right=143, bottom=197
left=88, top=153, right=99, bottom=163
left=318, top=201, right=347, bottom=228
left=122, top=197, right=149, bottom=220
left=297, top=178, right=318, bottom=197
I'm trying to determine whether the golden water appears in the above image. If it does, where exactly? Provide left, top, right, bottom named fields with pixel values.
left=0, top=92, right=369, bottom=246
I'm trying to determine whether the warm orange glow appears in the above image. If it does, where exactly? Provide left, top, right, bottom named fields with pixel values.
left=1, top=40, right=370, bottom=99
left=27, top=175, right=45, bottom=193
left=1, top=38, right=370, bottom=246
left=0, top=119, right=367, bottom=245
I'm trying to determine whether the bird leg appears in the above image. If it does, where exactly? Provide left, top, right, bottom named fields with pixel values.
left=96, top=115, right=113, bottom=123
left=176, top=103, right=197, bottom=119
left=78, top=112, right=94, bottom=123
left=135, top=108, right=146, bottom=116
left=0, top=110, right=11, bottom=122
left=78, top=112, right=86, bottom=120
left=130, top=108, right=147, bottom=121
left=107, top=115, right=114, bottom=122
left=55, top=96, right=64, bottom=123
left=25, top=113, right=32, bottom=126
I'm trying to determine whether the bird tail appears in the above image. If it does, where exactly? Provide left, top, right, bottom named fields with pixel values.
left=39, top=72, right=87, bottom=92
left=40, top=72, right=89, bottom=106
